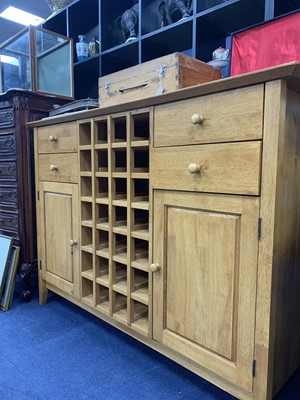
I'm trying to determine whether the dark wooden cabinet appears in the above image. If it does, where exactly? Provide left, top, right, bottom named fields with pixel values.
left=0, top=89, right=68, bottom=300
left=41, top=0, right=300, bottom=100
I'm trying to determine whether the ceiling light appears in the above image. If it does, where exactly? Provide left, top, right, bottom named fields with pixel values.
left=0, top=6, right=44, bottom=26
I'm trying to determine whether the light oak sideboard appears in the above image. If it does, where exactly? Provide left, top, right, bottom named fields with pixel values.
left=30, top=63, right=300, bottom=400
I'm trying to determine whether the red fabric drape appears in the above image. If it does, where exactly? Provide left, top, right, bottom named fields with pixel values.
left=230, top=12, right=300, bottom=76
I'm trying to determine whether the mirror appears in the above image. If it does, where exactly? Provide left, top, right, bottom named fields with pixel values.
left=0, top=234, right=13, bottom=297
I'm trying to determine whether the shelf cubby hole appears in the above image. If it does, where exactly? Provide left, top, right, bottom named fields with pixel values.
left=95, top=118, right=108, bottom=144
left=81, top=277, right=93, bottom=304
left=132, top=269, right=148, bottom=295
left=95, top=255, right=109, bottom=279
left=101, top=0, right=137, bottom=50
left=132, top=147, right=149, bottom=174
left=96, top=284, right=109, bottom=304
left=113, top=292, right=127, bottom=317
left=113, top=233, right=127, bottom=263
left=112, top=262, right=128, bottom=295
left=141, top=20, right=193, bottom=62
left=68, top=0, right=99, bottom=44
left=133, top=178, right=149, bottom=202
left=96, top=272, right=110, bottom=287
left=113, top=178, right=127, bottom=201
left=112, top=116, right=127, bottom=143
left=97, top=229, right=109, bottom=252
left=81, top=226, right=93, bottom=252
left=81, top=251, right=93, bottom=280
left=81, top=201, right=93, bottom=227
left=132, top=237, right=149, bottom=263
left=96, top=204, right=109, bottom=229
left=80, top=149, right=92, bottom=172
left=141, top=0, right=166, bottom=35
left=132, top=300, right=148, bottom=323
left=132, top=112, right=150, bottom=142
left=274, top=0, right=300, bottom=17
left=79, top=121, right=92, bottom=146
left=96, top=149, right=108, bottom=172
left=142, top=0, right=193, bottom=35
left=197, top=1, right=265, bottom=39
left=101, top=44, right=139, bottom=75
left=112, top=149, right=127, bottom=173
left=132, top=209, right=149, bottom=240
left=113, top=206, right=127, bottom=234
left=95, top=177, right=109, bottom=200
left=74, top=58, right=100, bottom=100
left=80, top=176, right=92, bottom=198
left=198, top=0, right=230, bottom=13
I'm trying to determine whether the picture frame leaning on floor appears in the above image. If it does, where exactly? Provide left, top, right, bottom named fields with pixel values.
left=0, top=234, right=20, bottom=311
left=0, top=245, right=20, bottom=311
left=0, top=234, right=13, bottom=297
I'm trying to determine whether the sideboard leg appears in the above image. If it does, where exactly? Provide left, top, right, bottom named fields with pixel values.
left=38, top=273, right=48, bottom=305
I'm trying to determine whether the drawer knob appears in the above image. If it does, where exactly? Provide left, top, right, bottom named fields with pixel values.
left=150, top=263, right=161, bottom=273
left=191, top=113, right=204, bottom=125
left=188, top=163, right=201, bottom=174
left=49, top=135, right=58, bottom=142
left=50, top=164, right=58, bottom=171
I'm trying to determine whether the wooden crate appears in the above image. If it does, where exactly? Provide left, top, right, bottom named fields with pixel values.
left=98, top=53, right=221, bottom=107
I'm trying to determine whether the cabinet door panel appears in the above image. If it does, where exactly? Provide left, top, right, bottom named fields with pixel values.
left=39, top=181, right=79, bottom=297
left=152, top=190, right=259, bottom=391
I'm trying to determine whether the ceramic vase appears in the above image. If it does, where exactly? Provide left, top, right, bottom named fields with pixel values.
left=76, top=35, right=89, bottom=62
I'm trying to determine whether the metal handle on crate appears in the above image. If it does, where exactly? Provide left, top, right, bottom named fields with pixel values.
left=119, top=81, right=149, bottom=93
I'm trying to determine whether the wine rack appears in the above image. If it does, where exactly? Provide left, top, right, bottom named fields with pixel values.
left=78, top=109, right=151, bottom=336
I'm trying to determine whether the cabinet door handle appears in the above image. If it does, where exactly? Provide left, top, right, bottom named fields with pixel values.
left=188, top=163, right=201, bottom=174
left=49, top=135, right=58, bottom=142
left=50, top=164, right=58, bottom=171
left=150, top=263, right=161, bottom=273
left=191, top=113, right=204, bottom=125
left=69, top=239, right=78, bottom=247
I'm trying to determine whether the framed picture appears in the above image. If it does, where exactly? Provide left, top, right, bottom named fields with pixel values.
left=0, top=234, right=14, bottom=298
left=0, top=246, right=20, bottom=312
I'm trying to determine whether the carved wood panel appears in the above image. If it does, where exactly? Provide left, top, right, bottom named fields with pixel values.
left=0, top=134, right=15, bottom=154
left=0, top=161, right=17, bottom=181
left=0, top=108, right=14, bottom=128
left=0, top=210, right=19, bottom=233
left=0, top=186, right=18, bottom=206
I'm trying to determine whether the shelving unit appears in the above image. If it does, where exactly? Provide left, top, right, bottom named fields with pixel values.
left=41, top=0, right=300, bottom=99
left=78, top=109, right=151, bottom=336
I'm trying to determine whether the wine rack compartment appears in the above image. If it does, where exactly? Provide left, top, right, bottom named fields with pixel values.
left=79, top=109, right=151, bottom=335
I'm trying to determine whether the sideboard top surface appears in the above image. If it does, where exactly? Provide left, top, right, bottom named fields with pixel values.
left=28, top=62, right=300, bottom=128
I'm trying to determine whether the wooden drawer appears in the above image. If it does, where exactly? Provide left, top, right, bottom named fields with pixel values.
left=0, top=186, right=17, bottom=206
left=153, top=84, right=264, bottom=147
left=0, top=160, right=16, bottom=181
left=151, top=141, right=262, bottom=195
left=37, top=122, right=78, bottom=154
left=0, top=133, right=15, bottom=155
left=38, top=153, right=78, bottom=183
left=0, top=210, right=18, bottom=234
left=0, top=108, right=14, bottom=128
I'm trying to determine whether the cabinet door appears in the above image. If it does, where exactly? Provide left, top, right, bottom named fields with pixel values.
left=39, top=181, right=79, bottom=298
left=152, top=190, right=259, bottom=392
